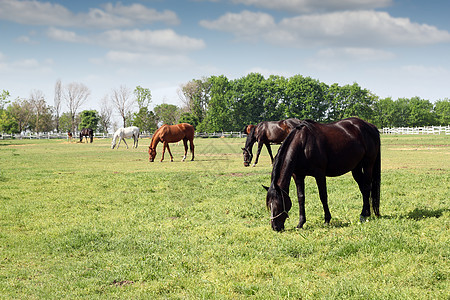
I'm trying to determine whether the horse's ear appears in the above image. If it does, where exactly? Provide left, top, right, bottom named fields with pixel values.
left=262, top=185, right=269, bottom=191
left=241, top=147, right=245, bottom=151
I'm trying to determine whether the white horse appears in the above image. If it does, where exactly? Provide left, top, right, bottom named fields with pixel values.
left=111, top=126, right=140, bottom=149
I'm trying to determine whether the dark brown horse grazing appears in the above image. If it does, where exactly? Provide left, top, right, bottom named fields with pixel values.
left=148, top=123, right=195, bottom=162
left=264, top=117, right=381, bottom=231
left=242, top=118, right=301, bottom=167
left=79, top=128, right=94, bottom=143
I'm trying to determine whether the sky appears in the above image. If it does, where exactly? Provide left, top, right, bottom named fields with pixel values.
left=1, top=0, right=450, bottom=120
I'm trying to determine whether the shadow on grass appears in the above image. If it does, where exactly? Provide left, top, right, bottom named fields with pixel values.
left=380, top=207, right=448, bottom=221
left=405, top=207, right=447, bottom=220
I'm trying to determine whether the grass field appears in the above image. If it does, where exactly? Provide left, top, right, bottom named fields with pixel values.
left=0, top=134, right=448, bottom=299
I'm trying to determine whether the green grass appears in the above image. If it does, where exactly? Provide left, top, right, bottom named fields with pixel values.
left=0, top=135, right=448, bottom=299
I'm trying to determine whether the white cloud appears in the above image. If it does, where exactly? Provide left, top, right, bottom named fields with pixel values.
left=102, top=3, right=179, bottom=26
left=316, top=48, right=395, bottom=61
left=201, top=10, right=450, bottom=47
left=104, top=51, right=192, bottom=67
left=99, top=29, right=206, bottom=52
left=232, top=0, right=393, bottom=13
left=0, top=0, right=179, bottom=28
left=46, top=27, right=205, bottom=53
left=47, top=27, right=89, bottom=43
left=200, top=10, right=275, bottom=39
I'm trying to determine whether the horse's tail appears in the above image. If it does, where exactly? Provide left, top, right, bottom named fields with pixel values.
left=371, top=142, right=381, bottom=216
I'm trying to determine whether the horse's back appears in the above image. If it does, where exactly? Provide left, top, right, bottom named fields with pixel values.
left=158, top=123, right=194, bottom=142
left=294, top=118, right=379, bottom=176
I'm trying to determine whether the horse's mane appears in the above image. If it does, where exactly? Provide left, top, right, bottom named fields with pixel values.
left=150, top=126, right=165, bottom=147
left=271, top=119, right=316, bottom=184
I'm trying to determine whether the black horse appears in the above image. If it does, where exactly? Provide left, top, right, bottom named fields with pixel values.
left=79, top=128, right=94, bottom=143
left=242, top=118, right=301, bottom=167
left=264, top=117, right=381, bottom=231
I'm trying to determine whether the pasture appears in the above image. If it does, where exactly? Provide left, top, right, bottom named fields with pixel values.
left=0, top=135, right=448, bottom=299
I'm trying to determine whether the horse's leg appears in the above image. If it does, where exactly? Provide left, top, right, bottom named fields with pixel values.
left=122, top=138, right=129, bottom=149
left=190, top=139, right=195, bottom=161
left=182, top=139, right=188, bottom=161
left=315, top=175, right=331, bottom=224
left=166, top=143, right=174, bottom=162
left=161, top=142, right=166, bottom=162
left=352, top=165, right=372, bottom=222
left=265, top=143, right=274, bottom=165
left=253, top=141, right=264, bottom=167
left=293, top=174, right=307, bottom=228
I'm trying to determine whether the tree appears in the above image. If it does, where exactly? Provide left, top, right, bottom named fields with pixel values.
left=98, top=96, right=113, bottom=133
left=179, top=78, right=210, bottom=126
left=64, top=82, right=90, bottom=132
left=54, top=79, right=62, bottom=132
left=1, top=90, right=11, bottom=110
left=9, top=98, right=33, bottom=133
left=29, top=90, right=48, bottom=132
left=134, top=86, right=152, bottom=110
left=372, top=97, right=397, bottom=128
left=0, top=109, right=18, bottom=133
left=154, top=103, right=180, bottom=125
left=202, top=75, right=233, bottom=131
left=79, top=110, right=99, bottom=131
left=58, top=112, right=75, bottom=133
left=408, top=97, right=435, bottom=126
left=434, top=99, right=450, bottom=125
left=133, top=107, right=157, bottom=132
left=111, top=85, right=135, bottom=128
left=284, top=75, right=328, bottom=121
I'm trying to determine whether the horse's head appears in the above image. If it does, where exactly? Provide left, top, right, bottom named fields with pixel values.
left=242, top=147, right=253, bottom=167
left=263, top=184, right=292, bottom=231
left=148, top=146, right=156, bottom=162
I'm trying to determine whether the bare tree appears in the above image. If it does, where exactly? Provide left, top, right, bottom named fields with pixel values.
left=63, top=82, right=90, bottom=132
left=110, top=85, right=135, bottom=128
left=54, top=79, right=62, bottom=132
left=30, top=89, right=47, bottom=133
left=98, top=95, right=113, bottom=133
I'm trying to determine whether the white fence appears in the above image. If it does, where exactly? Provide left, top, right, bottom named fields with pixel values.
left=1, top=127, right=449, bottom=140
left=381, top=126, right=450, bottom=135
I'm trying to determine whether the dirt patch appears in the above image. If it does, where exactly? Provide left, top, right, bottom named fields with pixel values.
left=111, top=280, right=134, bottom=287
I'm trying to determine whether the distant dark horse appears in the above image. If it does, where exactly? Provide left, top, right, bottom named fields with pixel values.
left=242, top=118, right=301, bottom=167
left=79, top=128, right=94, bottom=143
left=264, top=117, right=381, bottom=231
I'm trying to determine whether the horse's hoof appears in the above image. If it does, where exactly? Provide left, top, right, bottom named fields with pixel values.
left=360, top=215, right=368, bottom=223
left=252, top=164, right=256, bottom=167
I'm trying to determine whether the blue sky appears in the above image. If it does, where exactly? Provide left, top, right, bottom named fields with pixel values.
left=1, top=0, right=449, bottom=118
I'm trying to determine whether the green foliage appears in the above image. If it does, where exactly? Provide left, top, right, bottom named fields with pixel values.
left=133, top=107, right=157, bottom=132
left=78, top=110, right=99, bottom=131
left=0, top=136, right=448, bottom=298
left=178, top=112, right=200, bottom=129
left=434, top=99, right=450, bottom=125
left=154, top=103, right=180, bottom=125
left=134, top=86, right=152, bottom=110
left=0, top=89, right=11, bottom=110
left=0, top=109, right=18, bottom=133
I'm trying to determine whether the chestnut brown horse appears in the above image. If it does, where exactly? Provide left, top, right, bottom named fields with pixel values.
left=264, top=117, right=381, bottom=231
left=148, top=123, right=195, bottom=162
left=242, top=118, right=301, bottom=167
left=79, top=128, right=93, bottom=143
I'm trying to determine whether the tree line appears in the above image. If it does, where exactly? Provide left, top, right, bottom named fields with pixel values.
left=178, top=73, right=449, bottom=131
left=0, top=82, right=180, bottom=134
left=1, top=73, right=449, bottom=134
